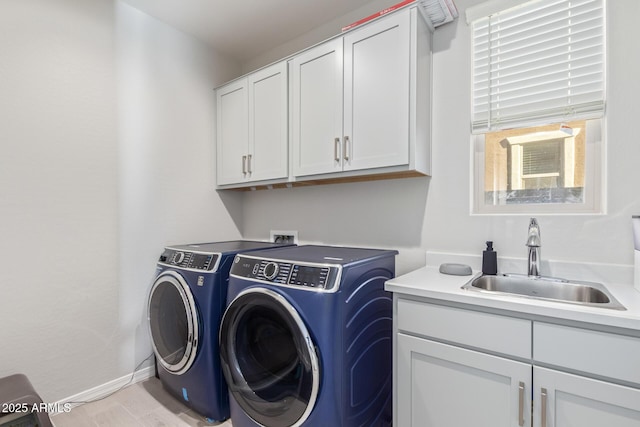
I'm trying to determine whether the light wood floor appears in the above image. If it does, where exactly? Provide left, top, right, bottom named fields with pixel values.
left=51, top=377, right=233, bottom=427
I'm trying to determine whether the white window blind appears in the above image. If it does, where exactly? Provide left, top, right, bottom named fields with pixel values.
left=471, top=0, right=605, bottom=133
left=522, top=141, right=561, bottom=175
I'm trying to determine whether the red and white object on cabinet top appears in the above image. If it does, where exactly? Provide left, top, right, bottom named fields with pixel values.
left=341, top=0, right=458, bottom=32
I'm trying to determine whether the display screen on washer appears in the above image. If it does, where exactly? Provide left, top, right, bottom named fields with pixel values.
left=289, top=265, right=329, bottom=288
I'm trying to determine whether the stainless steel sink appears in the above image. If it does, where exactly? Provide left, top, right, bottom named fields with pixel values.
left=462, top=274, right=626, bottom=310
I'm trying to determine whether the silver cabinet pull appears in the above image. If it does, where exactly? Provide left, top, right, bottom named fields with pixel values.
left=247, top=154, right=252, bottom=174
left=334, top=138, right=341, bottom=162
left=242, top=155, right=247, bottom=175
left=518, top=382, right=525, bottom=426
left=541, top=388, right=548, bottom=427
left=343, top=136, right=350, bottom=161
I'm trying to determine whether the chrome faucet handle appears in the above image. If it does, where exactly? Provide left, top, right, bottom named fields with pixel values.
left=526, top=217, right=541, bottom=247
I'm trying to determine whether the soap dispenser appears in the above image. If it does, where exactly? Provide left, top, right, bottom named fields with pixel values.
left=482, top=241, right=498, bottom=275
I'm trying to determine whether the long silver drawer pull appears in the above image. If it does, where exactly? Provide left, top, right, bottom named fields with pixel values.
left=334, top=138, right=340, bottom=162
left=541, top=388, right=548, bottom=427
left=242, top=155, right=247, bottom=175
left=344, top=136, right=350, bottom=161
left=518, top=382, right=525, bottom=426
left=247, top=154, right=252, bottom=174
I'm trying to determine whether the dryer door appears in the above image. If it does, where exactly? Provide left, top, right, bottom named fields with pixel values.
left=219, top=288, right=320, bottom=427
left=148, top=271, right=199, bottom=375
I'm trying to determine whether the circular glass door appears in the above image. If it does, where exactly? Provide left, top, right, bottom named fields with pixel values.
left=148, top=271, right=199, bottom=375
left=219, top=288, right=320, bottom=427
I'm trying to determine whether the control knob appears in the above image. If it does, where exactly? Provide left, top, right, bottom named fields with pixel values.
left=263, top=262, right=279, bottom=280
left=174, top=252, right=185, bottom=264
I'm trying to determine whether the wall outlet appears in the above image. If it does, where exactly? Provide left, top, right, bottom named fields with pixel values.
left=270, top=230, right=298, bottom=244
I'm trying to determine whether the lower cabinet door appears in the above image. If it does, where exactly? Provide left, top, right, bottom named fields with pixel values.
left=397, top=333, right=531, bottom=427
left=533, top=366, right=640, bottom=427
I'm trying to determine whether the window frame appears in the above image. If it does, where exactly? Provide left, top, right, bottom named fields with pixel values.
left=468, top=0, right=607, bottom=215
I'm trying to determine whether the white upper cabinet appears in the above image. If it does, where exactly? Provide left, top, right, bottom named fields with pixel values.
left=216, top=79, right=248, bottom=186
left=216, top=4, right=431, bottom=189
left=291, top=5, right=431, bottom=181
left=343, top=10, right=410, bottom=172
left=290, top=39, right=344, bottom=177
left=216, top=61, right=288, bottom=187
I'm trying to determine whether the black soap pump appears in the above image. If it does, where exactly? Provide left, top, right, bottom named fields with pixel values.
left=482, top=241, right=498, bottom=275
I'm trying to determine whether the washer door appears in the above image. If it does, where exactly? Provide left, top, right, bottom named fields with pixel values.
left=148, top=271, right=199, bottom=375
left=219, top=288, right=320, bottom=427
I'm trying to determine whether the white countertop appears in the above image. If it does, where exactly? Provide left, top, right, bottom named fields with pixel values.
left=385, top=266, right=640, bottom=332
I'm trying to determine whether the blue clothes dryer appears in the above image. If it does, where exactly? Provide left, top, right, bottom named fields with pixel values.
left=147, top=240, right=292, bottom=423
left=219, top=245, right=397, bottom=427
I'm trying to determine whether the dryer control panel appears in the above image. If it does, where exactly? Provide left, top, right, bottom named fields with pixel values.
left=158, top=248, right=219, bottom=272
left=231, top=256, right=340, bottom=291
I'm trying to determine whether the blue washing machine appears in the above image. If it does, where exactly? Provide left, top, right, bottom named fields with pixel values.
left=219, top=245, right=397, bottom=427
left=147, top=240, right=293, bottom=423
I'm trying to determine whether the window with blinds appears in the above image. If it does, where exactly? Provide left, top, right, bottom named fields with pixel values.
left=470, top=0, right=605, bottom=133
left=522, top=141, right=562, bottom=176
left=469, top=0, right=606, bottom=214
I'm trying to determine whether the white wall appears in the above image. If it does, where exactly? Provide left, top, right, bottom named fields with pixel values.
left=0, top=0, right=241, bottom=402
left=115, top=0, right=243, bottom=391
left=0, top=0, right=119, bottom=401
left=425, top=0, right=640, bottom=266
left=241, top=0, right=640, bottom=276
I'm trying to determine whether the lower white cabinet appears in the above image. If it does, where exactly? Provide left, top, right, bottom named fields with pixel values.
left=533, top=367, right=640, bottom=427
left=393, top=298, right=640, bottom=427
left=397, top=333, right=531, bottom=427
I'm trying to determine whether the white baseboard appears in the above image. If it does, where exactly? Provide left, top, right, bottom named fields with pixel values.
left=51, top=365, right=155, bottom=415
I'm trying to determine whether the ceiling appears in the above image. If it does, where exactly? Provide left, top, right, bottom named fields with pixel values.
left=120, top=0, right=393, bottom=63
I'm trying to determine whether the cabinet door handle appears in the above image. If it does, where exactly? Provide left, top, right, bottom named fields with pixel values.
left=343, top=136, right=350, bottom=162
left=247, top=154, right=252, bottom=174
left=242, top=155, right=247, bottom=175
left=334, top=138, right=341, bottom=162
left=518, top=382, right=525, bottom=426
left=541, top=388, right=548, bottom=427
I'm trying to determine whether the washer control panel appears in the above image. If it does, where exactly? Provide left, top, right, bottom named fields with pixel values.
left=231, top=256, right=338, bottom=291
left=158, top=248, right=218, bottom=271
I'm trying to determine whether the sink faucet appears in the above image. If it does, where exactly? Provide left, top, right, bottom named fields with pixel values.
left=526, top=218, right=541, bottom=276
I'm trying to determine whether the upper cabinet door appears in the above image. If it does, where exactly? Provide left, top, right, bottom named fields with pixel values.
left=291, top=38, right=344, bottom=177
left=248, top=61, right=288, bottom=182
left=216, top=79, right=249, bottom=186
left=343, top=11, right=411, bottom=172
